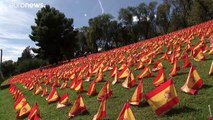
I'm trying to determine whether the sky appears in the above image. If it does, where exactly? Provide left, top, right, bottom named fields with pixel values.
left=0, top=0, right=160, bottom=62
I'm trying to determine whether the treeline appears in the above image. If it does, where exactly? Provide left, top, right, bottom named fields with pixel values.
left=1, top=0, right=212, bottom=79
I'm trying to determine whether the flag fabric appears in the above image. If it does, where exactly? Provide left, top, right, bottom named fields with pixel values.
left=117, top=102, right=136, bottom=120
left=93, top=96, right=107, bottom=120
left=97, top=81, right=113, bottom=101
left=14, top=95, right=26, bottom=110
left=152, top=60, right=163, bottom=71
left=87, top=80, right=96, bottom=96
left=209, top=61, right=213, bottom=75
left=34, top=84, right=43, bottom=95
left=33, top=114, right=41, bottom=120
left=57, top=92, right=71, bottom=109
left=74, top=79, right=84, bottom=92
left=192, top=47, right=205, bottom=61
left=208, top=105, right=213, bottom=120
left=28, top=103, right=40, bottom=120
left=95, top=69, right=104, bottom=82
left=182, top=54, right=191, bottom=68
left=169, top=59, right=180, bottom=77
left=118, top=66, right=130, bottom=79
left=112, top=71, right=119, bottom=85
left=46, top=87, right=60, bottom=103
left=153, top=68, right=167, bottom=86
left=41, top=86, right=48, bottom=97
left=145, top=78, right=179, bottom=115
left=122, top=71, right=136, bottom=89
left=130, top=80, right=143, bottom=106
left=68, top=94, right=86, bottom=118
left=16, top=101, right=31, bottom=119
left=60, top=80, right=68, bottom=89
left=110, top=64, right=117, bottom=77
left=181, top=65, right=203, bottom=94
left=137, top=66, right=152, bottom=79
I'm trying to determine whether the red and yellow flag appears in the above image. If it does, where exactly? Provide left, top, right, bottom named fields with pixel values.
left=153, top=68, right=167, bottom=86
left=41, top=86, right=48, bottom=97
left=97, top=81, right=113, bottom=101
left=46, top=87, right=60, bottom=103
left=122, top=71, right=135, bottom=89
left=137, top=66, right=151, bottom=79
left=16, top=101, right=31, bottom=119
left=57, top=92, right=71, bottom=109
left=130, top=80, right=143, bottom=106
left=169, top=59, right=180, bottom=77
left=68, top=94, right=86, bottom=118
left=74, top=79, right=84, bottom=92
left=93, top=96, right=107, bottom=120
left=34, top=84, right=43, bottom=95
left=28, top=103, right=40, bottom=120
left=14, top=95, right=26, bottom=110
left=87, top=80, right=96, bottom=96
left=118, top=66, right=130, bottom=79
left=117, top=102, right=136, bottom=120
left=152, top=60, right=163, bottom=71
left=145, top=78, right=179, bottom=115
left=181, top=65, right=203, bottom=94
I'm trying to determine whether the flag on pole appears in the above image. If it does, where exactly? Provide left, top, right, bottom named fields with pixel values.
left=153, top=68, right=167, bottom=86
left=16, top=101, right=31, bottom=119
left=68, top=94, right=86, bottom=118
left=130, top=80, right=143, bottom=106
left=117, top=102, right=136, bottom=120
left=87, top=80, right=96, bottom=96
left=181, top=65, right=203, bottom=94
left=93, top=96, right=107, bottom=120
left=97, top=81, right=112, bottom=101
left=57, top=92, right=71, bottom=109
left=28, top=103, right=40, bottom=120
left=145, top=78, right=179, bottom=115
left=46, top=87, right=60, bottom=103
left=209, top=61, right=213, bottom=75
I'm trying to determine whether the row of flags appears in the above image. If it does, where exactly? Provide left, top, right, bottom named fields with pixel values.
left=6, top=20, right=213, bottom=119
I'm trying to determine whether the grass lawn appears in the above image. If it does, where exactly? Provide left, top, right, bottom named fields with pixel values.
left=0, top=37, right=213, bottom=120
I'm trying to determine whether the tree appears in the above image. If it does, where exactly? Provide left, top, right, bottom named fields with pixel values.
left=29, top=5, right=78, bottom=63
left=17, top=46, right=33, bottom=62
left=1, top=60, right=16, bottom=78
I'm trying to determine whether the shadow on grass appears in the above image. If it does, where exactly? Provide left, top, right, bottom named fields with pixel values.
left=166, top=106, right=197, bottom=116
left=139, top=101, right=149, bottom=108
left=200, top=84, right=213, bottom=90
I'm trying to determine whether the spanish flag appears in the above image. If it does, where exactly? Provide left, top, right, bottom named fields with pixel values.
left=95, top=69, right=104, bottom=82
left=122, top=71, right=135, bottom=89
left=118, top=66, right=130, bottom=79
left=16, top=101, right=31, bottom=119
left=182, top=54, right=191, bottom=68
left=169, top=59, right=180, bottom=77
left=28, top=103, right=40, bottom=120
left=14, top=95, right=26, bottom=110
left=145, top=78, right=179, bottom=115
left=97, top=81, right=113, bottom=101
left=137, top=66, right=151, bottom=79
left=153, top=67, right=167, bottom=86
left=87, top=80, right=96, bottom=96
left=152, top=60, right=163, bottom=72
left=57, top=92, right=71, bottom=109
left=34, top=84, right=43, bottom=95
left=112, top=71, right=119, bottom=85
left=93, top=96, right=107, bottom=120
left=130, top=80, right=143, bottom=106
left=191, top=47, right=205, bottom=61
left=110, top=64, right=117, bottom=77
left=181, top=65, right=203, bottom=94
left=60, top=80, right=68, bottom=89
left=74, top=79, right=84, bottom=92
left=117, top=102, right=135, bottom=120
left=46, top=87, right=60, bottom=103
left=210, top=61, right=213, bottom=75
left=41, top=86, right=48, bottom=97
left=68, top=94, right=86, bottom=118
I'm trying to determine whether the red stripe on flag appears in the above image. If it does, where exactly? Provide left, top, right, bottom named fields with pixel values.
left=155, top=96, right=179, bottom=115
left=145, top=79, right=173, bottom=99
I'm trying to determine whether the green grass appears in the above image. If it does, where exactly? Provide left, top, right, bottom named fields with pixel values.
left=0, top=38, right=213, bottom=120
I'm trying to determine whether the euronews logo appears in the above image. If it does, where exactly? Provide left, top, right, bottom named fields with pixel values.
left=9, top=0, right=45, bottom=9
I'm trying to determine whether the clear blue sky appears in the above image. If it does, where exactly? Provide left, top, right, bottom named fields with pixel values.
left=0, top=0, right=161, bottom=61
